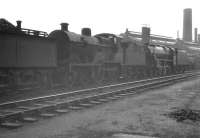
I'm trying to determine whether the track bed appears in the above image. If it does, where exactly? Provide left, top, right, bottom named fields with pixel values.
left=0, top=71, right=200, bottom=138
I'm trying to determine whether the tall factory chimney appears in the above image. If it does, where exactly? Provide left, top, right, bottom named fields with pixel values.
left=183, top=8, right=192, bottom=42
left=194, top=28, right=198, bottom=43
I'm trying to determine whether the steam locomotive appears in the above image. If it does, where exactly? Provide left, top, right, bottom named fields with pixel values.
left=0, top=19, right=196, bottom=90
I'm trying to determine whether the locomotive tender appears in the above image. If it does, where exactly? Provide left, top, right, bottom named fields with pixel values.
left=0, top=19, right=57, bottom=89
left=0, top=19, right=196, bottom=90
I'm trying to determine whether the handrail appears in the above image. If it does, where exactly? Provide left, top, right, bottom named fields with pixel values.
left=21, top=28, right=48, bottom=37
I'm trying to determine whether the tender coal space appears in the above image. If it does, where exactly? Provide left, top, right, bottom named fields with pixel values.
left=165, top=108, right=200, bottom=122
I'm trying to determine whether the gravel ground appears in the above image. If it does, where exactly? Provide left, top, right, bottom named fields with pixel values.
left=1, top=78, right=200, bottom=138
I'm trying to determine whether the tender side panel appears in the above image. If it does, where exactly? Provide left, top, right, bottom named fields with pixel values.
left=0, top=34, right=57, bottom=68
left=17, top=38, right=57, bottom=67
left=0, top=34, right=17, bottom=67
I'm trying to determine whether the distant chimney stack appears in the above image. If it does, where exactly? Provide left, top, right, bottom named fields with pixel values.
left=60, top=23, right=69, bottom=31
left=194, top=28, right=198, bottom=43
left=16, top=20, right=22, bottom=30
left=183, top=8, right=192, bottom=42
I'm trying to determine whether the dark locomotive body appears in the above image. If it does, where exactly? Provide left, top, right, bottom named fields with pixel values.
left=0, top=19, right=197, bottom=90
left=48, top=24, right=119, bottom=87
left=113, top=35, right=155, bottom=80
left=0, top=19, right=57, bottom=89
left=109, top=28, right=176, bottom=80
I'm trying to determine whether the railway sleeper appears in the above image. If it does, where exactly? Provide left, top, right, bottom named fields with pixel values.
left=17, top=106, right=33, bottom=110
left=106, top=96, right=118, bottom=100
left=117, top=93, right=128, bottom=96
left=79, top=103, right=92, bottom=107
left=9, top=105, right=55, bottom=121
left=39, top=113, right=56, bottom=118
left=97, top=98, right=109, bottom=102
left=54, top=109, right=69, bottom=113
left=67, top=105, right=82, bottom=110
left=112, top=94, right=123, bottom=97
left=0, top=109, right=25, bottom=121
left=22, top=116, right=38, bottom=123
left=1, top=108, right=53, bottom=126
left=89, top=100, right=102, bottom=104
left=0, top=112, right=27, bottom=128
left=0, top=121, right=23, bottom=129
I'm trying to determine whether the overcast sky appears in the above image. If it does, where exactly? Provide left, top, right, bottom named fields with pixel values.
left=1, top=0, right=199, bottom=39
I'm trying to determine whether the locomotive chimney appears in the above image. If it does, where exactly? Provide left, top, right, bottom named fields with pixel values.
left=81, top=28, right=91, bottom=36
left=183, top=8, right=192, bottom=42
left=142, top=27, right=150, bottom=45
left=60, top=23, right=69, bottom=31
left=194, top=28, right=198, bottom=43
left=16, top=20, right=22, bottom=30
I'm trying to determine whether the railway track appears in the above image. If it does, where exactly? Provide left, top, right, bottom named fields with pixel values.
left=0, top=71, right=199, bottom=129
